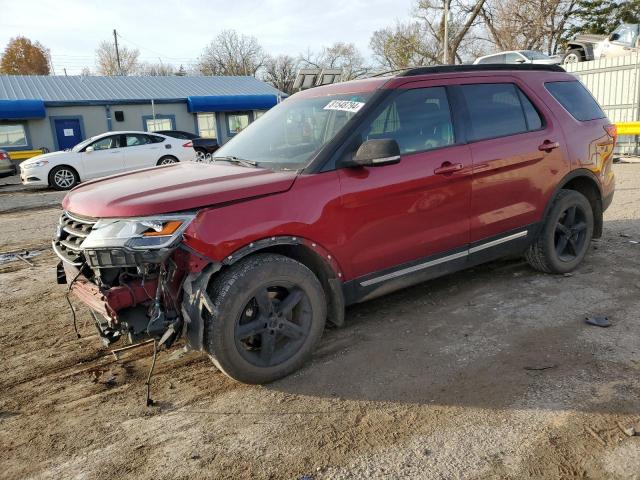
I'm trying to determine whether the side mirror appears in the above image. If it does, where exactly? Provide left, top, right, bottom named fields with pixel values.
left=85, top=146, right=94, bottom=153
left=515, top=58, right=526, bottom=64
left=347, top=139, right=401, bottom=168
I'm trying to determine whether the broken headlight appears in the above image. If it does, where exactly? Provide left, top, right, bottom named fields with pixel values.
left=82, top=214, right=196, bottom=251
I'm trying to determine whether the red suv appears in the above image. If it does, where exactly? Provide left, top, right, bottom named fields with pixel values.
left=54, top=65, right=616, bottom=384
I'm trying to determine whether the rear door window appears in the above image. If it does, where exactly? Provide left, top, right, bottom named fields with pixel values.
left=124, top=134, right=152, bottom=147
left=460, top=83, right=543, bottom=141
left=504, top=52, right=523, bottom=63
left=545, top=81, right=605, bottom=121
left=478, top=54, right=505, bottom=64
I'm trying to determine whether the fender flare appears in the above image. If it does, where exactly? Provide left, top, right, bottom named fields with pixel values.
left=565, top=42, right=595, bottom=61
left=221, top=235, right=344, bottom=277
left=181, top=236, right=346, bottom=352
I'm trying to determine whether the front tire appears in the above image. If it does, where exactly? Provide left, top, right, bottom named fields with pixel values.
left=562, top=49, right=583, bottom=65
left=525, top=189, right=593, bottom=273
left=204, top=254, right=327, bottom=384
left=49, top=165, right=79, bottom=190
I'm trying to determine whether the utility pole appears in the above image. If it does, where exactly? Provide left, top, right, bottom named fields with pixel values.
left=113, top=29, right=122, bottom=75
left=443, top=0, right=450, bottom=65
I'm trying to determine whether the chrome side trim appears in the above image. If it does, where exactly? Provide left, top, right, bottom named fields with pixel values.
left=359, top=230, right=528, bottom=287
left=360, top=250, right=468, bottom=287
left=468, top=230, right=528, bottom=254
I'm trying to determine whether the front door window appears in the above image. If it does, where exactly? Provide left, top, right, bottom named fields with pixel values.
left=89, top=135, right=119, bottom=150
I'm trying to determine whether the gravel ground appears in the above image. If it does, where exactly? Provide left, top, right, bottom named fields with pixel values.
left=1, top=165, right=640, bottom=479
left=0, top=174, right=65, bottom=214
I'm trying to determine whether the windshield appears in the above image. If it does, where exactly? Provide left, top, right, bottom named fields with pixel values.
left=71, top=136, right=98, bottom=152
left=521, top=50, right=551, bottom=60
left=213, top=92, right=372, bottom=170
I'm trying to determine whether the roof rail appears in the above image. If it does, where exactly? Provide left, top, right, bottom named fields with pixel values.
left=398, top=64, right=566, bottom=77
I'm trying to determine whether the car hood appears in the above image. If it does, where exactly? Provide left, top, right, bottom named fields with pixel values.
left=22, top=150, right=73, bottom=166
left=573, top=33, right=607, bottom=43
left=63, top=162, right=298, bottom=218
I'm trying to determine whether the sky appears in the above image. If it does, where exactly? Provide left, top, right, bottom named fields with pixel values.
left=0, top=0, right=415, bottom=75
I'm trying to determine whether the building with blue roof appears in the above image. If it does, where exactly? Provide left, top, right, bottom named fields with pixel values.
left=0, top=75, right=286, bottom=153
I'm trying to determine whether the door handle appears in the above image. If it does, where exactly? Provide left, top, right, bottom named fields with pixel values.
left=434, top=162, right=463, bottom=175
left=538, top=140, right=560, bottom=152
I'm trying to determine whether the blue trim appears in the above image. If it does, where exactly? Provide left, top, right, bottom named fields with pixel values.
left=215, top=112, right=224, bottom=141
left=49, top=115, right=86, bottom=151
left=193, top=114, right=200, bottom=136
left=0, top=99, right=46, bottom=120
left=187, top=94, right=278, bottom=113
left=141, top=114, right=176, bottom=132
left=0, top=120, right=33, bottom=151
left=105, top=105, right=113, bottom=131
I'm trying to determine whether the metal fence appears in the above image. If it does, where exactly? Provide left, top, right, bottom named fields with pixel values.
left=565, top=53, right=640, bottom=155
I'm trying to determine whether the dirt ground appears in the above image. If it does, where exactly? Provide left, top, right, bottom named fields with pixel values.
left=1, top=164, right=640, bottom=480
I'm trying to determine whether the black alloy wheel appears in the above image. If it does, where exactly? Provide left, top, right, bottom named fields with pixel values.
left=204, top=253, right=326, bottom=384
left=525, top=189, right=594, bottom=274
left=554, top=204, right=588, bottom=262
left=235, top=284, right=312, bottom=368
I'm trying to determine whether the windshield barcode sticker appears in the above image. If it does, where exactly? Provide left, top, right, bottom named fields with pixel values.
left=324, top=100, right=365, bottom=113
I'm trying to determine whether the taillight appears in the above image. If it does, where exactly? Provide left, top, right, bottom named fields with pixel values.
left=182, top=141, right=193, bottom=148
left=0, top=151, right=8, bottom=160
left=604, top=124, right=617, bottom=141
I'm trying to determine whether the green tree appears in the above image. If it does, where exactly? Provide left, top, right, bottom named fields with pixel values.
left=0, top=36, right=50, bottom=75
left=569, top=0, right=640, bottom=36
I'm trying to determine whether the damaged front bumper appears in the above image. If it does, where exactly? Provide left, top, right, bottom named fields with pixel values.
left=57, top=261, right=158, bottom=321
left=53, top=210, right=215, bottom=348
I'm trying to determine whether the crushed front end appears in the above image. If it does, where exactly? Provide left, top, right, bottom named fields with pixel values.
left=53, top=210, right=208, bottom=348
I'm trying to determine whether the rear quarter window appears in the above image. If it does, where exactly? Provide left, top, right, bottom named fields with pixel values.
left=545, top=81, right=605, bottom=121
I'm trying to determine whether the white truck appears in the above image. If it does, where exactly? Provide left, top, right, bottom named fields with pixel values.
left=563, top=23, right=640, bottom=64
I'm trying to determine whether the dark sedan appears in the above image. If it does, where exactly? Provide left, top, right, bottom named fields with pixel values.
left=156, top=130, right=219, bottom=155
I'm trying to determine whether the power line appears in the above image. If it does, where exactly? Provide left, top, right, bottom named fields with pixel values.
left=115, top=31, right=201, bottom=63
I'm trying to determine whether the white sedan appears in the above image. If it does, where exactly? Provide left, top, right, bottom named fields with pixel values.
left=473, top=50, right=562, bottom=65
left=20, top=131, right=197, bottom=190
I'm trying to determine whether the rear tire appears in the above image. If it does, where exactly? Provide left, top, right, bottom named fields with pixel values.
left=525, top=189, right=593, bottom=273
left=204, top=254, right=327, bottom=384
left=49, top=165, right=79, bottom=190
left=194, top=148, right=208, bottom=162
left=157, top=155, right=179, bottom=165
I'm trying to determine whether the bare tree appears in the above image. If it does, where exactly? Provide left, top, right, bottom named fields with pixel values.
left=482, top=0, right=577, bottom=54
left=413, top=0, right=488, bottom=64
left=299, top=42, right=369, bottom=80
left=262, top=55, right=298, bottom=94
left=198, top=30, right=265, bottom=76
left=370, top=22, right=438, bottom=69
left=139, top=61, right=176, bottom=76
left=370, top=0, right=487, bottom=69
left=95, top=40, right=140, bottom=75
